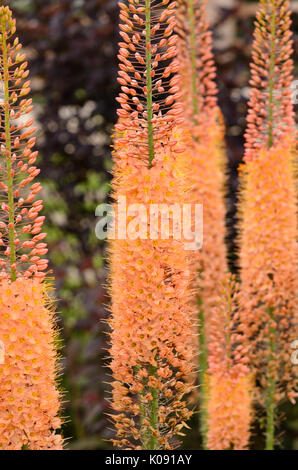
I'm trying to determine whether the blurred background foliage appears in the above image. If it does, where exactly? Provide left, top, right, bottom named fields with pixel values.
left=5, top=0, right=298, bottom=449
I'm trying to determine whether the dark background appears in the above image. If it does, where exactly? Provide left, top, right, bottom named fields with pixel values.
left=6, top=0, right=298, bottom=449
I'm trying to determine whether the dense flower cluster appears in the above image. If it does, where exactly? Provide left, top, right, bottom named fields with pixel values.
left=176, top=0, right=227, bottom=446
left=109, top=0, right=196, bottom=450
left=109, top=141, right=196, bottom=449
left=0, top=6, right=62, bottom=450
left=0, top=278, right=62, bottom=450
left=239, top=143, right=297, bottom=405
left=239, top=0, right=297, bottom=448
left=177, top=0, right=227, bottom=352
left=207, top=274, right=252, bottom=450
left=207, top=373, right=251, bottom=450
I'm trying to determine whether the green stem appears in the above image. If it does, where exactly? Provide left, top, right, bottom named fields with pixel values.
left=144, top=2, right=158, bottom=445
left=187, top=0, right=199, bottom=127
left=265, top=2, right=276, bottom=449
left=268, top=1, right=276, bottom=148
left=1, top=19, right=16, bottom=281
left=198, top=302, right=208, bottom=449
left=136, top=365, right=149, bottom=447
left=133, top=2, right=158, bottom=448
left=148, top=364, right=158, bottom=450
left=145, top=0, right=154, bottom=167
left=137, top=362, right=159, bottom=449
left=139, top=393, right=149, bottom=447
left=266, top=306, right=276, bottom=450
left=188, top=0, right=207, bottom=447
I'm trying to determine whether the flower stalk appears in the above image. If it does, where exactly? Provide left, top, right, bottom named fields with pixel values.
left=240, top=0, right=297, bottom=450
left=176, top=0, right=227, bottom=448
left=187, top=0, right=198, bottom=125
left=266, top=5, right=276, bottom=448
left=145, top=0, right=154, bottom=167
left=0, top=6, right=62, bottom=449
left=110, top=0, right=195, bottom=449
left=1, top=14, right=16, bottom=280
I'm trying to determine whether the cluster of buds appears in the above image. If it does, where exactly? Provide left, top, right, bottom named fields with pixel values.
left=0, top=6, right=48, bottom=281
left=244, top=0, right=295, bottom=160
left=116, top=0, right=184, bottom=166
left=176, top=0, right=218, bottom=130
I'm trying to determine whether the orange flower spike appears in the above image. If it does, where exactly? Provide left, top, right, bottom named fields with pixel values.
left=207, top=373, right=252, bottom=450
left=207, top=275, right=252, bottom=450
left=176, top=0, right=227, bottom=329
left=109, top=0, right=196, bottom=449
left=239, top=0, right=297, bottom=450
left=109, top=150, right=196, bottom=450
left=244, top=0, right=295, bottom=160
left=116, top=0, right=184, bottom=166
left=239, top=144, right=297, bottom=447
left=0, top=6, right=48, bottom=281
left=0, top=6, right=63, bottom=450
left=0, top=279, right=63, bottom=450
left=176, top=0, right=227, bottom=447
left=176, top=0, right=218, bottom=128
